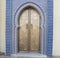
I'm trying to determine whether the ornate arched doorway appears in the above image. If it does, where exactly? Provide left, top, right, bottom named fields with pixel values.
left=18, top=7, right=41, bottom=52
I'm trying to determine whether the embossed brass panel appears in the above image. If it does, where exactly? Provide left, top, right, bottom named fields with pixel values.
left=18, top=7, right=41, bottom=52
left=31, top=9, right=40, bottom=51
left=18, top=10, right=28, bottom=51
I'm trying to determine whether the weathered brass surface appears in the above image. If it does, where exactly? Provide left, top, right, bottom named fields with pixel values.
left=18, top=8, right=41, bottom=52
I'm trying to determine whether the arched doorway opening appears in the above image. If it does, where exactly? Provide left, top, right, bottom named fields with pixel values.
left=18, top=7, right=41, bottom=53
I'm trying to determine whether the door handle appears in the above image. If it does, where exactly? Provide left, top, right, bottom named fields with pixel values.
left=26, top=24, right=28, bottom=29
left=26, top=24, right=33, bottom=29
left=31, top=24, right=33, bottom=29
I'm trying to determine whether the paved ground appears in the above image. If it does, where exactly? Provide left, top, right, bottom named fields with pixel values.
left=0, top=52, right=59, bottom=58
left=0, top=56, right=46, bottom=58
left=0, top=56, right=51, bottom=58
left=0, top=56, right=59, bottom=58
left=0, top=56, right=48, bottom=58
left=0, top=55, right=59, bottom=58
left=0, top=52, right=58, bottom=58
left=0, top=53, right=48, bottom=58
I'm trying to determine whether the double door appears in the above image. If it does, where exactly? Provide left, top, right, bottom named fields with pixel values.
left=18, top=8, right=41, bottom=52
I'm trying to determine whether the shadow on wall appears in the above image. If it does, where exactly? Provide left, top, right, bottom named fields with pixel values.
left=0, top=52, right=5, bottom=55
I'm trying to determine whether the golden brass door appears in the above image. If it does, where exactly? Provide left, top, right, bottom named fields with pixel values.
left=18, top=7, right=40, bottom=52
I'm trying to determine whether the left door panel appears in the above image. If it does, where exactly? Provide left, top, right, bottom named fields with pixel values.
left=18, top=10, right=28, bottom=51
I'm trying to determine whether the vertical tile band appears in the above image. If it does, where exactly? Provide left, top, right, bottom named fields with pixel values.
left=47, top=0, right=53, bottom=57
left=6, top=0, right=12, bottom=55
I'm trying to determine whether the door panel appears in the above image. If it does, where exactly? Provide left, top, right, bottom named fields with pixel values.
left=18, top=8, right=40, bottom=52
left=31, top=9, right=40, bottom=51
left=19, top=10, right=28, bottom=51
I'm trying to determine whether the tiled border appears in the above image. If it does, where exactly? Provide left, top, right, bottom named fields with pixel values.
left=14, top=2, right=46, bottom=54
left=47, top=0, right=53, bottom=57
left=6, top=0, right=12, bottom=55
left=6, top=0, right=53, bottom=57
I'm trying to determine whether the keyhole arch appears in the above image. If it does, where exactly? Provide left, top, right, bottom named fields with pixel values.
left=17, top=6, right=42, bottom=52
left=14, top=3, right=45, bottom=54
left=18, top=6, right=41, bottom=25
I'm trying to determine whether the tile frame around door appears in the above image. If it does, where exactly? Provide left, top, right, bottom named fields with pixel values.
left=14, top=2, right=46, bottom=54
left=6, top=0, right=53, bottom=57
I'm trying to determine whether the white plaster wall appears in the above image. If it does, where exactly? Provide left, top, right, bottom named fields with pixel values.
left=0, top=0, right=60, bottom=56
left=53, top=0, right=60, bottom=56
left=0, top=0, right=6, bottom=53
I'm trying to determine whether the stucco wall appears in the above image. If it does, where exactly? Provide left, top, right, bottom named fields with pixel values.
left=0, top=0, right=60, bottom=56
left=0, top=0, right=6, bottom=53
left=53, top=0, right=60, bottom=56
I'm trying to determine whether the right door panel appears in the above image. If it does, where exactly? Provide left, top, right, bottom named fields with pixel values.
left=30, top=9, right=40, bottom=51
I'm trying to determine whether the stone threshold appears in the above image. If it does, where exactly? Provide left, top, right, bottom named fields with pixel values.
left=11, top=52, right=47, bottom=58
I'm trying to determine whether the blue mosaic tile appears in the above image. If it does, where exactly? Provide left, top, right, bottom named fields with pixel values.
left=6, top=0, right=53, bottom=57
left=47, top=0, right=53, bottom=57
